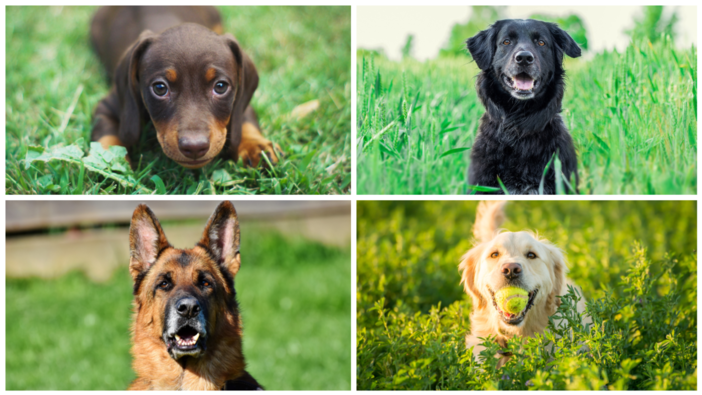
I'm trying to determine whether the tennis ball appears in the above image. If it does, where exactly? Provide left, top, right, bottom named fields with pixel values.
left=494, top=286, right=529, bottom=315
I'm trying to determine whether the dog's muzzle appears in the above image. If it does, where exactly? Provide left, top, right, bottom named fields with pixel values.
left=163, top=296, right=208, bottom=360
left=489, top=287, right=539, bottom=325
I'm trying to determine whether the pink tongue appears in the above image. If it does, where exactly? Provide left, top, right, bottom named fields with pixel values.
left=514, top=76, right=534, bottom=90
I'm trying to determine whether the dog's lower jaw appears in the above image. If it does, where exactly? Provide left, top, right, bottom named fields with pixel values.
left=176, top=158, right=213, bottom=169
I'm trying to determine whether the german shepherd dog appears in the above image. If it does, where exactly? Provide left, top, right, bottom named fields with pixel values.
left=128, top=201, right=262, bottom=390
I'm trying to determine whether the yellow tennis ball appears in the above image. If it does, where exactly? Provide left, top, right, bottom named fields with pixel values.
left=494, top=286, right=529, bottom=314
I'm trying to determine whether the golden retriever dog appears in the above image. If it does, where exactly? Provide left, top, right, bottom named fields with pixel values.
left=459, top=201, right=584, bottom=366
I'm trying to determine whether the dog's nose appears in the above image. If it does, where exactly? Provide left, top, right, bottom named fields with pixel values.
left=501, top=262, right=522, bottom=280
left=178, top=136, right=210, bottom=160
left=515, top=51, right=534, bottom=65
left=176, top=297, right=201, bottom=318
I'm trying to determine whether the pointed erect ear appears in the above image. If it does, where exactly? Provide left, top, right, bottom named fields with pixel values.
left=459, top=244, right=487, bottom=309
left=200, top=201, right=241, bottom=277
left=113, top=30, right=156, bottom=147
left=129, top=204, right=171, bottom=282
left=466, top=21, right=504, bottom=71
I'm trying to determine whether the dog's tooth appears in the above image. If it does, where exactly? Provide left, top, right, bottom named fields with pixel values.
left=175, top=334, right=181, bottom=341
left=193, top=333, right=200, bottom=342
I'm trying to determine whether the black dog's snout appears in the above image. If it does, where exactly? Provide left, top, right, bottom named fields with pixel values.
left=501, top=262, right=522, bottom=280
left=515, top=51, right=534, bottom=65
left=176, top=297, right=201, bottom=318
left=178, top=136, right=210, bottom=159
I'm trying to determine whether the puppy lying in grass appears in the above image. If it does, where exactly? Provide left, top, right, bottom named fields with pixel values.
left=459, top=201, right=586, bottom=367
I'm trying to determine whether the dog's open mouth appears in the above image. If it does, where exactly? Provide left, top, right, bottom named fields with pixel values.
left=168, top=325, right=204, bottom=352
left=502, top=73, right=539, bottom=96
left=489, top=287, right=538, bottom=325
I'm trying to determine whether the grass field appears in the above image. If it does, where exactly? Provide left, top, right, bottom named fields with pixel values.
left=6, top=227, right=351, bottom=390
left=357, top=201, right=697, bottom=390
left=6, top=6, right=351, bottom=195
left=357, top=38, right=697, bottom=194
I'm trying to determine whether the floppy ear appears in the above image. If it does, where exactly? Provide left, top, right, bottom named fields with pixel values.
left=466, top=21, right=503, bottom=71
left=199, top=201, right=241, bottom=277
left=223, top=34, right=260, bottom=148
left=113, top=30, right=156, bottom=147
left=129, top=204, right=171, bottom=282
left=459, top=244, right=487, bottom=309
left=548, top=23, right=582, bottom=63
left=543, top=243, right=568, bottom=313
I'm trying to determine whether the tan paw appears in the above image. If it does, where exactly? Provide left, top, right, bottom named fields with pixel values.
left=238, top=123, right=280, bottom=167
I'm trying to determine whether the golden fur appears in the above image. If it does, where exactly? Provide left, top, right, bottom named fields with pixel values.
left=459, top=201, right=584, bottom=366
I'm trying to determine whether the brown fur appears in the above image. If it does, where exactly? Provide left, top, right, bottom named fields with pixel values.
left=460, top=201, right=584, bottom=367
left=237, top=121, right=280, bottom=167
left=90, top=6, right=279, bottom=169
left=128, top=202, right=260, bottom=390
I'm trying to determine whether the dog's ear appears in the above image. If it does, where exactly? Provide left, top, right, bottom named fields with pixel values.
left=113, top=30, right=156, bottom=147
left=223, top=34, right=259, bottom=149
left=200, top=201, right=241, bottom=277
left=548, top=23, right=582, bottom=62
left=466, top=21, right=503, bottom=71
left=129, top=204, right=171, bottom=282
left=543, top=242, right=568, bottom=314
left=459, top=244, right=487, bottom=309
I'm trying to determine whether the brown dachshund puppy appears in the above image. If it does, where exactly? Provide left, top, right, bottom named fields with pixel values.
left=90, top=6, right=279, bottom=169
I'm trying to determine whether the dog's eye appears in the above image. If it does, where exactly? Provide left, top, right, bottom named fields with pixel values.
left=200, top=279, right=211, bottom=288
left=213, top=81, right=229, bottom=95
left=490, top=252, right=499, bottom=258
left=152, top=82, right=168, bottom=97
left=502, top=39, right=511, bottom=45
left=527, top=252, right=537, bottom=259
left=158, top=280, right=170, bottom=289
left=538, top=40, right=545, bottom=46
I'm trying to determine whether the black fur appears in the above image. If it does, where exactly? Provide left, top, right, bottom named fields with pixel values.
left=466, top=19, right=581, bottom=194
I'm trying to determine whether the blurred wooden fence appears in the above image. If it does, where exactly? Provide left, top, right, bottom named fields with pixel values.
left=6, top=201, right=350, bottom=281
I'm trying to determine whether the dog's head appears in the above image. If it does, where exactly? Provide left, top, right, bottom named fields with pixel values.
left=460, top=202, right=567, bottom=333
left=129, top=201, right=242, bottom=361
left=114, top=24, right=258, bottom=168
left=467, top=19, right=581, bottom=100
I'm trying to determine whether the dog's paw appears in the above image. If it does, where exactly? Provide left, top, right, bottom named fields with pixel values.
left=238, top=136, right=280, bottom=168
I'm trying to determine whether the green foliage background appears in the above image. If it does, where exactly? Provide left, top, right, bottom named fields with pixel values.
left=357, top=201, right=696, bottom=389
left=7, top=227, right=351, bottom=390
left=358, top=7, right=696, bottom=195
left=6, top=6, right=351, bottom=195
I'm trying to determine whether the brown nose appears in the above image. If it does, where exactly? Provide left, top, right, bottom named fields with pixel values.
left=178, top=136, right=210, bottom=160
left=501, top=262, right=522, bottom=280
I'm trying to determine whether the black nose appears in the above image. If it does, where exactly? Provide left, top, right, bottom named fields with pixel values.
left=178, top=136, right=210, bottom=160
left=515, top=51, right=534, bottom=65
left=176, top=297, right=201, bottom=318
left=501, top=262, right=522, bottom=280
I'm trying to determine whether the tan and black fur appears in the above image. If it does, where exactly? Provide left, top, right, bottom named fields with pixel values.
left=128, top=201, right=261, bottom=390
left=91, top=6, right=278, bottom=169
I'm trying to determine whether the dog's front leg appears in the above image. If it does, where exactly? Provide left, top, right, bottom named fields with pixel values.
left=234, top=106, right=279, bottom=167
left=91, top=89, right=125, bottom=149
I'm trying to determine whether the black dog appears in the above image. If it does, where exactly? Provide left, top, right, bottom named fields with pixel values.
left=466, top=19, right=581, bottom=194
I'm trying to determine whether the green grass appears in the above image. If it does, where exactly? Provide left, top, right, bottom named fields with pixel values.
left=6, top=6, right=350, bottom=195
left=357, top=201, right=696, bottom=390
left=357, top=38, right=697, bottom=194
left=6, top=227, right=351, bottom=390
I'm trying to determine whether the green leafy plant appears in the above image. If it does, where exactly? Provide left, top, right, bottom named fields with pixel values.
left=357, top=201, right=696, bottom=390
